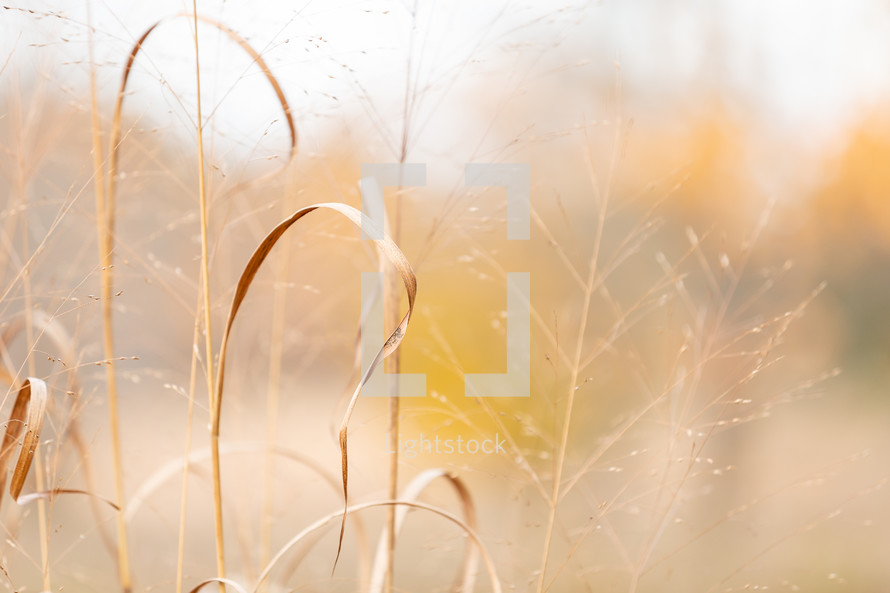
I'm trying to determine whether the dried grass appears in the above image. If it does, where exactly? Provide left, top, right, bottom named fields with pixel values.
left=0, top=3, right=874, bottom=593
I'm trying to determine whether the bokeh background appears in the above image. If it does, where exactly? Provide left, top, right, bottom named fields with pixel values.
left=1, top=1, right=888, bottom=592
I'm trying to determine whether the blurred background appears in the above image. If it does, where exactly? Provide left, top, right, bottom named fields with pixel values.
left=1, top=1, right=888, bottom=592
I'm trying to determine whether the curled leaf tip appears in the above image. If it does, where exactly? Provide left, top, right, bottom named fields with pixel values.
left=0, top=378, right=48, bottom=511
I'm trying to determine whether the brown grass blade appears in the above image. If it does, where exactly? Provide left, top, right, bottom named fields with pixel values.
left=109, top=11, right=297, bottom=225
left=210, top=203, right=416, bottom=577
left=0, top=378, right=47, bottom=510
left=107, top=13, right=299, bottom=588
left=0, top=309, right=118, bottom=556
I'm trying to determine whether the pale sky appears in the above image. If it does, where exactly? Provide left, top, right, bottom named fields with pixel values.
left=3, top=0, right=890, bottom=165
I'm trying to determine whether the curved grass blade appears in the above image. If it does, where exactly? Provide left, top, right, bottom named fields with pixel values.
left=188, top=578, right=250, bottom=593
left=107, top=12, right=298, bottom=586
left=212, top=203, right=416, bottom=577
left=15, top=488, right=120, bottom=510
left=123, top=441, right=370, bottom=583
left=0, top=310, right=118, bottom=555
left=368, top=469, right=479, bottom=593
left=254, top=500, right=501, bottom=593
left=0, top=378, right=47, bottom=510
left=109, top=11, right=297, bottom=230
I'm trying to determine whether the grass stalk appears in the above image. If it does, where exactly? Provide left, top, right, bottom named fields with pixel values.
left=87, top=2, right=132, bottom=588
left=188, top=3, right=226, bottom=589
left=19, top=147, right=51, bottom=593
left=176, top=309, right=203, bottom=593
left=103, top=12, right=296, bottom=589
left=382, top=228, right=402, bottom=593
left=383, top=5, right=420, bottom=585
left=4, top=64, right=52, bottom=591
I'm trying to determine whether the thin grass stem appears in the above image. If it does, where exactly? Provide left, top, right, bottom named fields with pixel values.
left=87, top=2, right=132, bottom=588
left=188, top=3, right=227, bottom=590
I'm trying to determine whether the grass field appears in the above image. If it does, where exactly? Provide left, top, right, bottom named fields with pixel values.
left=1, top=2, right=888, bottom=592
